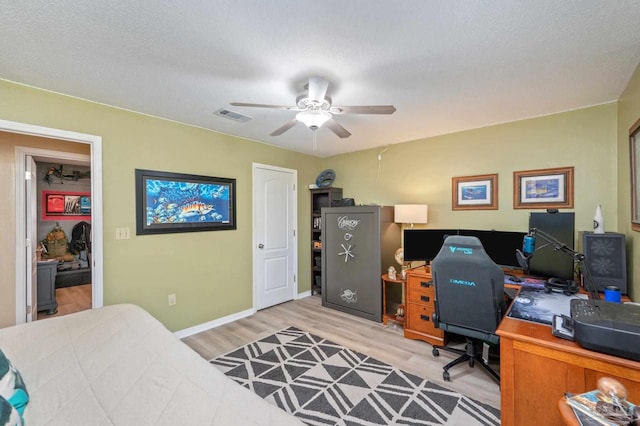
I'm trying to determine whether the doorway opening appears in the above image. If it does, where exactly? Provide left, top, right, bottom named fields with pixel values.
left=3, top=118, right=103, bottom=325
left=35, top=159, right=93, bottom=320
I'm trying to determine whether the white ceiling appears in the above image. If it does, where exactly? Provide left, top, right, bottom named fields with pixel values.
left=2, top=1, right=640, bottom=157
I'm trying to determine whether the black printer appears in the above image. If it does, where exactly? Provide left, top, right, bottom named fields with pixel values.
left=571, top=299, right=640, bottom=362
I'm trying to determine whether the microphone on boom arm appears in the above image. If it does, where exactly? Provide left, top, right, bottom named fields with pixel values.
left=515, top=229, right=536, bottom=271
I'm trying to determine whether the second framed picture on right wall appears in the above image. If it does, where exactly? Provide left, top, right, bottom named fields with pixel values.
left=513, top=166, right=574, bottom=209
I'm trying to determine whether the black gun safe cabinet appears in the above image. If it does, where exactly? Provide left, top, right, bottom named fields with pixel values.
left=321, top=206, right=400, bottom=322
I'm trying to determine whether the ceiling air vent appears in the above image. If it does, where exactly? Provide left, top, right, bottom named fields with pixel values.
left=214, top=108, right=252, bottom=123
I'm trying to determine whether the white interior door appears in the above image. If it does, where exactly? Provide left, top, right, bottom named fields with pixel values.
left=25, top=156, right=37, bottom=322
left=253, top=164, right=297, bottom=310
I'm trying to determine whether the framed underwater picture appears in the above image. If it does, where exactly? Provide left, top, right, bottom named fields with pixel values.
left=135, top=169, right=236, bottom=235
left=452, top=173, right=498, bottom=210
left=513, top=166, right=574, bottom=209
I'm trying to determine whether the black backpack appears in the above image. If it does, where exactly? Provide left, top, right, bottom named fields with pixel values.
left=70, top=221, right=91, bottom=254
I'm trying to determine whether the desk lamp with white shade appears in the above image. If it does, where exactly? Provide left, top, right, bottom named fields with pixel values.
left=394, top=204, right=428, bottom=275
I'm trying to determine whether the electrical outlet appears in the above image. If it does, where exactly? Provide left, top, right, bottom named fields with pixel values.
left=168, top=294, right=176, bottom=306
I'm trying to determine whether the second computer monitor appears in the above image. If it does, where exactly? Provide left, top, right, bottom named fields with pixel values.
left=528, top=212, right=575, bottom=281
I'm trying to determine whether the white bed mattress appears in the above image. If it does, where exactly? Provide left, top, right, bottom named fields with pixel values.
left=0, top=304, right=302, bottom=425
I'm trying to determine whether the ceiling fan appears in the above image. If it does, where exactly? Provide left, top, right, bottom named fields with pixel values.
left=230, top=77, right=396, bottom=138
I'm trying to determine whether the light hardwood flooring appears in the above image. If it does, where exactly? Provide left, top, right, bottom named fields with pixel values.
left=182, top=294, right=501, bottom=409
left=36, top=283, right=92, bottom=320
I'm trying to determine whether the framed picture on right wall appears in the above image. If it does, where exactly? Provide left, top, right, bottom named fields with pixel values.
left=513, top=166, right=574, bottom=209
left=630, top=117, right=640, bottom=231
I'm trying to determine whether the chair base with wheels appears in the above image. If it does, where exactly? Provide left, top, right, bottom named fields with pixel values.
left=429, top=235, right=506, bottom=387
left=432, top=338, right=500, bottom=385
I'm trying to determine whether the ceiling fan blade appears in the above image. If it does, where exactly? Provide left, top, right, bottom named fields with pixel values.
left=307, top=77, right=329, bottom=104
left=230, top=102, right=297, bottom=110
left=330, top=105, right=396, bottom=115
left=325, top=119, right=351, bottom=138
left=270, top=119, right=298, bottom=136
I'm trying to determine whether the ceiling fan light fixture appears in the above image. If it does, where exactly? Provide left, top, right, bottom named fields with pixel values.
left=296, top=110, right=332, bottom=130
left=231, top=76, right=394, bottom=138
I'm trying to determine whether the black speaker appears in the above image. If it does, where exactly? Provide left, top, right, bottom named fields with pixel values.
left=582, top=232, right=627, bottom=294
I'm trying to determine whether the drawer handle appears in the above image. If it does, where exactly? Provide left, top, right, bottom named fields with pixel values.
left=420, top=314, right=430, bottom=322
left=420, top=295, right=430, bottom=302
left=420, top=281, right=432, bottom=288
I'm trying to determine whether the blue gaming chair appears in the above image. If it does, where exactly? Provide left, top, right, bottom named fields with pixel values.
left=431, top=235, right=506, bottom=384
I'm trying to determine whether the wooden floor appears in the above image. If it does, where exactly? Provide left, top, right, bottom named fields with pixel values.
left=182, top=294, right=501, bottom=409
left=36, top=283, right=92, bottom=320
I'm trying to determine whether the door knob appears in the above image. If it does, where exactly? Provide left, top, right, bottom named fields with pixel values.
left=258, top=244, right=264, bottom=249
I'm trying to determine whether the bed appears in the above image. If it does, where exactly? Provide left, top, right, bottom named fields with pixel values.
left=0, top=304, right=302, bottom=425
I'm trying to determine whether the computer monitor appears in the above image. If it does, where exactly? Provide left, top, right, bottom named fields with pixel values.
left=404, top=228, right=528, bottom=268
left=459, top=229, right=527, bottom=269
left=528, top=212, right=575, bottom=280
left=403, top=229, right=458, bottom=262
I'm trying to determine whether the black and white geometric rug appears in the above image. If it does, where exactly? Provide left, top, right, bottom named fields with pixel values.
left=210, top=326, right=500, bottom=425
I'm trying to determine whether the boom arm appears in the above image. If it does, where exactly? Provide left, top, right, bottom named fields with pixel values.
left=529, top=228, right=600, bottom=300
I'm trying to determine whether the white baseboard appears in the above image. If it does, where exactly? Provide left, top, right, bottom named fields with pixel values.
left=296, top=290, right=311, bottom=299
left=175, top=292, right=312, bottom=339
left=174, top=307, right=255, bottom=339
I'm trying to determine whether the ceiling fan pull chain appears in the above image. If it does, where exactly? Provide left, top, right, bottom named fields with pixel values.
left=313, top=129, right=318, bottom=151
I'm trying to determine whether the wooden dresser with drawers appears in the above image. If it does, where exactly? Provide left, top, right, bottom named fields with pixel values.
left=404, top=266, right=445, bottom=345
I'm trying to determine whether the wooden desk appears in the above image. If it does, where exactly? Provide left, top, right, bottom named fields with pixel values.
left=497, top=309, right=640, bottom=426
left=557, top=399, right=581, bottom=426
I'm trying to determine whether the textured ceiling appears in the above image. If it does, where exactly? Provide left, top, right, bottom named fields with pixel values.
left=2, top=1, right=640, bottom=157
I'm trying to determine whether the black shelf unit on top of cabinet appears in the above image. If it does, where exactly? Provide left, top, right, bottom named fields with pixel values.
left=310, top=187, right=343, bottom=295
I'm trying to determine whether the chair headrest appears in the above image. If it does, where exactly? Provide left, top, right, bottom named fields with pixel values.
left=441, top=235, right=484, bottom=251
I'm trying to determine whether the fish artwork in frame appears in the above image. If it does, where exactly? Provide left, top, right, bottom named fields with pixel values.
left=135, top=169, right=236, bottom=235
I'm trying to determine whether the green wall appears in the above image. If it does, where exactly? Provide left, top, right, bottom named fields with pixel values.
left=617, top=62, right=640, bottom=297
left=325, top=104, right=617, bottom=233
left=0, top=80, right=322, bottom=330
left=323, top=103, right=634, bottom=293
